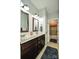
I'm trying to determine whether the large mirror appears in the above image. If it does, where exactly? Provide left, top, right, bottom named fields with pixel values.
left=21, top=10, right=29, bottom=32
left=32, top=17, right=39, bottom=31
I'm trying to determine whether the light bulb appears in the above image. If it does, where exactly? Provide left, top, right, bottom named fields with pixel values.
left=24, top=6, right=29, bottom=10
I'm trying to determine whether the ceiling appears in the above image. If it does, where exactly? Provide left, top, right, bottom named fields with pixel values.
left=31, top=0, right=59, bottom=19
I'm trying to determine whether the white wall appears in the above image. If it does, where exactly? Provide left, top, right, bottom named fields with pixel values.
left=39, top=8, right=49, bottom=44
left=48, top=12, right=59, bottom=20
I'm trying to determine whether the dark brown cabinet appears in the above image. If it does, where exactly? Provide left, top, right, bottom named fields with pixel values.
left=21, top=34, right=45, bottom=59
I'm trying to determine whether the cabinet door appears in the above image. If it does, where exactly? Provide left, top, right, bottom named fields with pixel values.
left=41, top=35, right=45, bottom=47
left=37, top=35, right=45, bottom=53
left=21, top=39, right=38, bottom=59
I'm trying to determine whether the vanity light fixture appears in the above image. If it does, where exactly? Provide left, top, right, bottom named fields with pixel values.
left=23, top=4, right=29, bottom=11
left=21, top=2, right=29, bottom=11
left=22, top=4, right=29, bottom=11
left=34, top=13, right=39, bottom=19
left=34, top=13, right=38, bottom=17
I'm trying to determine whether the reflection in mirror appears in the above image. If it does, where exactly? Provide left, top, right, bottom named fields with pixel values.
left=21, top=10, right=29, bottom=32
left=32, top=17, right=39, bottom=32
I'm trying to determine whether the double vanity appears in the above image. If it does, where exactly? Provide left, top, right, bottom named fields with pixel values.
left=21, top=33, right=45, bottom=59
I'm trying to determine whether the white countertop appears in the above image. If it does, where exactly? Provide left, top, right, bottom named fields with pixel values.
left=20, top=32, right=45, bottom=44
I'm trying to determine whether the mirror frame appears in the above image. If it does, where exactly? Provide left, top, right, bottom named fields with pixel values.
left=21, top=10, right=29, bottom=32
left=32, top=17, right=39, bottom=32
